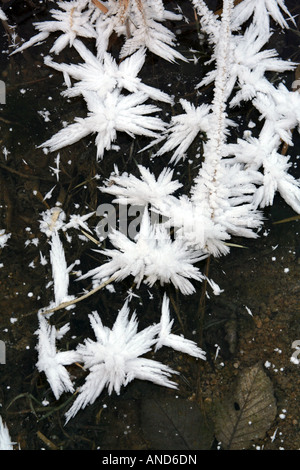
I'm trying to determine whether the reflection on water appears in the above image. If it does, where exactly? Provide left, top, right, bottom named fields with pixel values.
left=0, top=0, right=300, bottom=450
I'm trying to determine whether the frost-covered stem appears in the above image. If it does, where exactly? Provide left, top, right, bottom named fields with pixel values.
left=198, top=0, right=233, bottom=219
left=39, top=274, right=117, bottom=316
left=197, top=255, right=210, bottom=343
left=190, top=0, right=220, bottom=43
left=207, top=0, right=232, bottom=157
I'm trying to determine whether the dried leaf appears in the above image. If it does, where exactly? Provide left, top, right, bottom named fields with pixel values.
left=213, top=362, right=277, bottom=450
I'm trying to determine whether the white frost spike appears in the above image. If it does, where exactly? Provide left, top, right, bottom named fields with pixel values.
left=231, top=0, right=296, bottom=32
left=190, top=0, right=220, bottom=43
left=43, top=185, right=56, bottom=201
left=0, top=229, right=11, bottom=249
left=63, top=211, right=95, bottom=233
left=40, top=89, right=166, bottom=160
left=45, top=44, right=172, bottom=104
left=11, top=0, right=97, bottom=56
left=155, top=294, right=206, bottom=360
left=49, top=231, right=71, bottom=305
left=10, top=31, right=49, bottom=55
left=35, top=315, right=80, bottom=400
left=0, top=8, right=8, bottom=21
left=118, top=0, right=186, bottom=63
left=39, top=207, right=66, bottom=237
left=117, top=47, right=173, bottom=103
left=0, top=416, right=14, bottom=450
left=79, top=209, right=206, bottom=295
left=49, top=153, right=61, bottom=181
left=156, top=99, right=211, bottom=164
left=102, top=164, right=182, bottom=206
left=65, top=301, right=178, bottom=422
left=245, top=305, right=253, bottom=316
left=56, top=322, right=71, bottom=340
left=205, top=276, right=224, bottom=296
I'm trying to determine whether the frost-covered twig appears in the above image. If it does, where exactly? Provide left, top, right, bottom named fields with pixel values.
left=39, top=274, right=117, bottom=317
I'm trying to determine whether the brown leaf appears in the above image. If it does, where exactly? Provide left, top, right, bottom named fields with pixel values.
left=213, top=362, right=277, bottom=450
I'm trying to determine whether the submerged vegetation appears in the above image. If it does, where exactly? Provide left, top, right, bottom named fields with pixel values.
left=0, top=0, right=300, bottom=450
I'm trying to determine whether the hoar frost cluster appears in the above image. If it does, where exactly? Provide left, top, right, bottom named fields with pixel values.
left=2, top=0, right=300, bottom=425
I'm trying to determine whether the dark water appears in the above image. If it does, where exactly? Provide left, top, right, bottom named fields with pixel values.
left=0, top=0, right=300, bottom=450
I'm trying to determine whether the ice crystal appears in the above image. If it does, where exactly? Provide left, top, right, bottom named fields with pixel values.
left=101, top=164, right=182, bottom=206
left=118, top=0, right=186, bottom=63
left=0, top=8, right=8, bottom=22
left=198, top=24, right=296, bottom=100
left=155, top=99, right=212, bottom=164
left=95, top=0, right=186, bottom=62
left=35, top=315, right=80, bottom=400
left=40, top=89, right=166, bottom=160
left=155, top=294, right=206, bottom=359
left=230, top=0, right=295, bottom=32
left=12, top=0, right=96, bottom=55
left=62, top=211, right=95, bottom=233
left=49, top=231, right=75, bottom=306
left=65, top=300, right=178, bottom=422
left=45, top=42, right=172, bottom=103
left=80, top=210, right=207, bottom=295
left=0, top=229, right=11, bottom=249
left=0, top=416, right=14, bottom=450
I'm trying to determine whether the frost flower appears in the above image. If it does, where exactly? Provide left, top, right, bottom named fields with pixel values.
left=40, top=89, right=166, bottom=160
left=94, top=0, right=186, bottom=62
left=231, top=0, right=295, bottom=32
left=65, top=301, right=178, bottom=422
left=12, top=0, right=96, bottom=55
left=101, top=164, right=182, bottom=206
left=62, top=211, right=95, bottom=233
left=39, top=207, right=66, bottom=237
left=80, top=210, right=206, bottom=295
left=156, top=99, right=211, bottom=164
left=35, top=315, right=80, bottom=400
left=155, top=294, right=206, bottom=360
left=45, top=43, right=172, bottom=103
